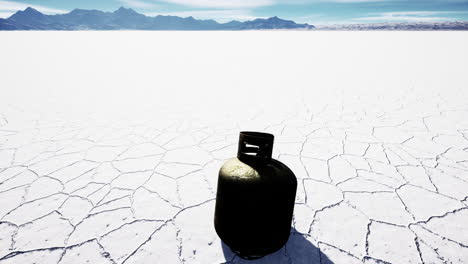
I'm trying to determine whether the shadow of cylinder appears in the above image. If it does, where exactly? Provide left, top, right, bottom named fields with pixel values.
left=221, top=227, right=333, bottom=264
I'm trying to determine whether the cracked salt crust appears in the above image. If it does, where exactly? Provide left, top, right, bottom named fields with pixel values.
left=1, top=31, right=468, bottom=263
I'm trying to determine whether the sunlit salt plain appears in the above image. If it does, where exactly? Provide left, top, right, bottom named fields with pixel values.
left=1, top=31, right=468, bottom=264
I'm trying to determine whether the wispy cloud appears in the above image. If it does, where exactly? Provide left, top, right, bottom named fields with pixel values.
left=355, top=11, right=468, bottom=22
left=323, top=0, right=386, bottom=2
left=0, top=11, right=13, bottom=18
left=292, top=14, right=325, bottom=24
left=153, top=0, right=384, bottom=9
left=119, top=0, right=158, bottom=9
left=146, top=9, right=259, bottom=22
left=0, top=0, right=67, bottom=18
left=155, top=0, right=274, bottom=9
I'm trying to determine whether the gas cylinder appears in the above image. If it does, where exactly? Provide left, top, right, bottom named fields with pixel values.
left=214, top=131, right=297, bottom=259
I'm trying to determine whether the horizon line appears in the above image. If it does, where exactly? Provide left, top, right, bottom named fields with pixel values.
left=5, top=6, right=468, bottom=26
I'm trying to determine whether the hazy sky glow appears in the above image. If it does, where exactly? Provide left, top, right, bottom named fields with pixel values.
left=1, top=0, right=468, bottom=24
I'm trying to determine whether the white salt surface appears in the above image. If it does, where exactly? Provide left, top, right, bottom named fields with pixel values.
left=0, top=31, right=468, bottom=263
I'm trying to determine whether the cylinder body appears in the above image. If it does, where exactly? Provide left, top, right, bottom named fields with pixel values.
left=214, top=132, right=297, bottom=259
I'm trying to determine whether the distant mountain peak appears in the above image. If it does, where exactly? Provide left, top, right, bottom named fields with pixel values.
left=23, top=7, right=41, bottom=14
left=70, top=8, right=88, bottom=13
left=267, top=16, right=292, bottom=22
left=241, top=16, right=312, bottom=29
left=68, top=8, right=105, bottom=16
left=8, top=6, right=47, bottom=23
left=115, top=7, right=138, bottom=14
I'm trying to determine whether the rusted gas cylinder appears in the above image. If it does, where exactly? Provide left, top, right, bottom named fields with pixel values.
left=214, top=131, right=297, bottom=259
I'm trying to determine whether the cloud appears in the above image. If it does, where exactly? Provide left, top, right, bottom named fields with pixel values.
left=153, top=0, right=391, bottom=9
left=0, top=0, right=67, bottom=18
left=355, top=11, right=468, bottom=22
left=155, top=0, right=274, bottom=9
left=0, top=11, right=13, bottom=18
left=146, top=9, right=260, bottom=22
left=119, top=0, right=158, bottom=9
left=321, top=0, right=385, bottom=2
left=292, top=14, right=325, bottom=23
left=153, top=0, right=468, bottom=9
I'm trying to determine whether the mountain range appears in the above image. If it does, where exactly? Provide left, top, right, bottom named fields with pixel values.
left=1, top=7, right=468, bottom=31
left=0, top=7, right=314, bottom=30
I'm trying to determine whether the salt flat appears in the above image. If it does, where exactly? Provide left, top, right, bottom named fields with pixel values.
left=0, top=31, right=468, bottom=263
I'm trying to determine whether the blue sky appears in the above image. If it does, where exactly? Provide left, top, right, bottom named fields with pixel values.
left=1, top=0, right=468, bottom=24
